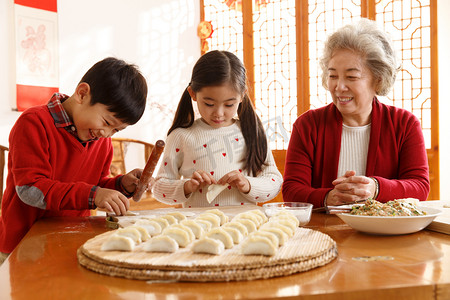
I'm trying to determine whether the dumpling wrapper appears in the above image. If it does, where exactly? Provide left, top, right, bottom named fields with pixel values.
left=206, top=227, right=234, bottom=249
left=206, top=184, right=228, bottom=203
left=101, top=234, right=135, bottom=251
left=134, top=219, right=162, bottom=236
left=115, top=227, right=142, bottom=244
left=192, top=237, right=225, bottom=255
left=181, top=220, right=205, bottom=239
left=241, top=235, right=277, bottom=256
left=143, top=235, right=179, bottom=253
left=204, top=208, right=229, bottom=225
left=163, top=227, right=191, bottom=247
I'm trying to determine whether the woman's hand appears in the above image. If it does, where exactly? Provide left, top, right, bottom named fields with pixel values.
left=184, top=170, right=216, bottom=196
left=218, top=170, right=250, bottom=194
left=326, top=170, right=376, bottom=206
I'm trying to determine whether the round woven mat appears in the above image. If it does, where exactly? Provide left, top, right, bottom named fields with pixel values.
left=78, top=227, right=337, bottom=281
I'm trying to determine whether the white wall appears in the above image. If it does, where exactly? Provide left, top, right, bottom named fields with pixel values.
left=0, top=0, right=449, bottom=198
left=0, top=0, right=200, bottom=146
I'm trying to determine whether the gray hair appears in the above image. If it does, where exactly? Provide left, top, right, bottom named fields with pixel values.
left=319, top=18, right=400, bottom=96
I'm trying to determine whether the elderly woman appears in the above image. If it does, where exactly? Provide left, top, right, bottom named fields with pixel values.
left=282, top=18, right=430, bottom=208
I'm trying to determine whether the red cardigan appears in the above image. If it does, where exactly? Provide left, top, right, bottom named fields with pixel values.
left=0, top=105, right=119, bottom=253
left=282, top=98, right=430, bottom=208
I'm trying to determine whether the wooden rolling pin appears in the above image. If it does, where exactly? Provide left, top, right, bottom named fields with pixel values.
left=132, top=140, right=165, bottom=202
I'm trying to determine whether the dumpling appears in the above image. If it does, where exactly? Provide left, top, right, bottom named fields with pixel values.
left=222, top=226, right=244, bottom=244
left=127, top=225, right=151, bottom=242
left=248, top=209, right=268, bottom=223
left=204, top=208, right=229, bottom=225
left=196, top=213, right=221, bottom=228
left=160, top=214, right=178, bottom=225
left=206, top=227, right=234, bottom=249
left=168, top=224, right=195, bottom=242
left=272, top=211, right=300, bottom=227
left=115, top=227, right=142, bottom=244
left=206, top=184, right=228, bottom=203
left=192, top=237, right=225, bottom=255
left=162, top=227, right=191, bottom=247
left=180, top=219, right=205, bottom=239
left=241, top=235, right=277, bottom=256
left=101, top=234, right=135, bottom=251
left=260, top=222, right=294, bottom=237
left=250, top=231, right=279, bottom=247
left=143, top=235, right=179, bottom=253
left=134, top=219, right=162, bottom=236
left=268, top=218, right=297, bottom=232
left=234, top=218, right=257, bottom=234
left=151, top=217, right=170, bottom=231
left=259, top=227, right=288, bottom=246
left=222, top=221, right=249, bottom=236
left=166, top=211, right=187, bottom=222
left=195, top=219, right=212, bottom=232
left=233, top=212, right=262, bottom=228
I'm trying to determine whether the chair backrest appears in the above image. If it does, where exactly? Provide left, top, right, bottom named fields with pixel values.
left=0, top=145, right=8, bottom=205
left=110, top=138, right=154, bottom=176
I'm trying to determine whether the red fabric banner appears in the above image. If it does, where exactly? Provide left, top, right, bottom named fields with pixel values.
left=16, top=85, right=58, bottom=111
left=14, top=0, right=57, bottom=12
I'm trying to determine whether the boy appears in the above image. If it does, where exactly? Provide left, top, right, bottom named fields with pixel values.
left=0, top=57, right=148, bottom=262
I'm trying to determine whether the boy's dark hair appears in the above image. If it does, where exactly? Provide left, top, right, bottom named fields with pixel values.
left=168, top=50, right=268, bottom=176
left=80, top=57, right=147, bottom=125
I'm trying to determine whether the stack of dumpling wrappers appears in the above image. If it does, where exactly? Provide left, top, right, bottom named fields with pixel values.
left=78, top=206, right=337, bottom=281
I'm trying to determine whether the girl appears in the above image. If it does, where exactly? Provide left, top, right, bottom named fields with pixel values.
left=153, top=50, right=282, bottom=207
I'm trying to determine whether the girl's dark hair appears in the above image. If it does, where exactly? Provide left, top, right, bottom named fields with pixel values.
left=168, top=50, right=268, bottom=176
left=80, top=57, right=148, bottom=125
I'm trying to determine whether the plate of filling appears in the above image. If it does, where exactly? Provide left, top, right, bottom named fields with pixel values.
left=336, top=199, right=442, bottom=235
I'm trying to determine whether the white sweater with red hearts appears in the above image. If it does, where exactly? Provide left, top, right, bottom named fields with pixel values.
left=153, top=119, right=283, bottom=207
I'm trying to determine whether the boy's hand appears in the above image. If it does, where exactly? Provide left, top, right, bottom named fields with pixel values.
left=218, top=170, right=250, bottom=194
left=121, top=168, right=142, bottom=194
left=94, top=187, right=130, bottom=215
left=184, top=170, right=216, bottom=196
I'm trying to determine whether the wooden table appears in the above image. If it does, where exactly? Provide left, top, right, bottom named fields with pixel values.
left=1, top=207, right=450, bottom=300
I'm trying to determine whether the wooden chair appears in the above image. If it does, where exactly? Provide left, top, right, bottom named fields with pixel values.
left=110, top=138, right=177, bottom=210
left=0, top=145, right=8, bottom=213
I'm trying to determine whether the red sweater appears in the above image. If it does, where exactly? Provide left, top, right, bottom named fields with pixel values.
left=0, top=104, right=118, bottom=253
left=282, top=99, right=430, bottom=208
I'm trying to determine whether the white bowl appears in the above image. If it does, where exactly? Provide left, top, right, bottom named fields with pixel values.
left=263, top=202, right=313, bottom=226
left=337, top=206, right=442, bottom=235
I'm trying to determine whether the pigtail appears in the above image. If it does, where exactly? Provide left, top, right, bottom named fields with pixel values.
left=238, top=94, right=268, bottom=176
left=167, top=88, right=195, bottom=136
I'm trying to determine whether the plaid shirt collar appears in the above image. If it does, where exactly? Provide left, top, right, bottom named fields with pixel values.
left=47, top=93, right=96, bottom=143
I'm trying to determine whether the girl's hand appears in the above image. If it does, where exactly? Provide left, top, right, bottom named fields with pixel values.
left=94, top=187, right=130, bottom=215
left=184, top=170, right=216, bottom=196
left=326, top=170, right=375, bottom=206
left=218, top=170, right=250, bottom=194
